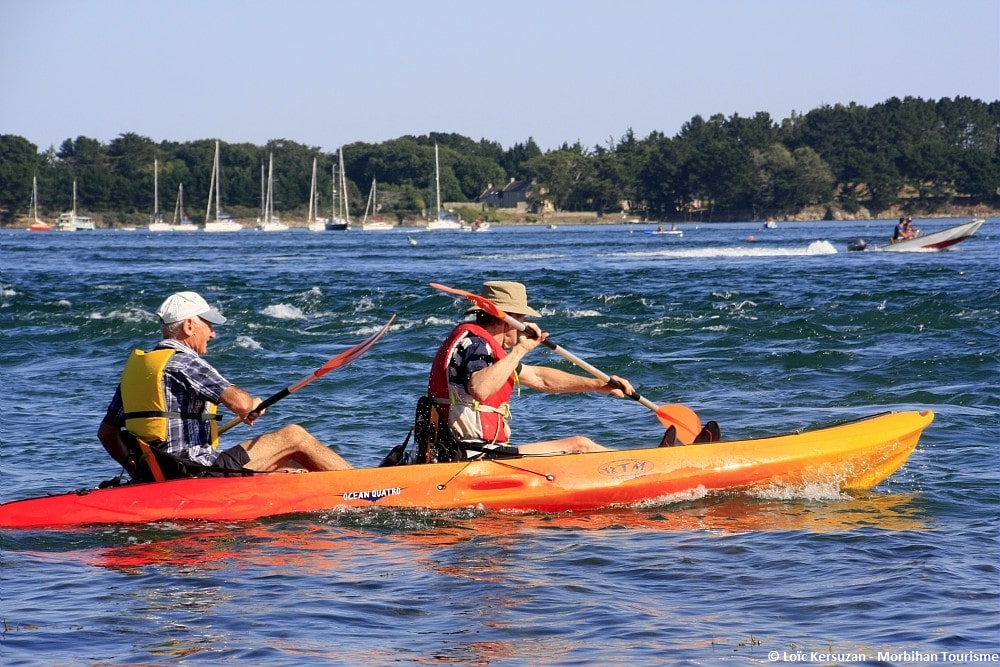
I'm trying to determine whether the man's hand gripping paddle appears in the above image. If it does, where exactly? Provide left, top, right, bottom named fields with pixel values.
left=430, top=283, right=702, bottom=443
left=219, top=315, right=396, bottom=435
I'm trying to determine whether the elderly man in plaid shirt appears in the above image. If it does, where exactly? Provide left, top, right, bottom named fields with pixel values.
left=98, top=291, right=353, bottom=480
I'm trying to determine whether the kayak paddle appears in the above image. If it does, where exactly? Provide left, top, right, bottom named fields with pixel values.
left=430, top=283, right=702, bottom=443
left=219, top=314, right=396, bottom=435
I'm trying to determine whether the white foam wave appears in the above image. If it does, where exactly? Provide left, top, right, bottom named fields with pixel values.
left=634, top=485, right=711, bottom=508
left=610, top=240, right=838, bottom=259
left=235, top=335, right=263, bottom=350
left=749, top=479, right=849, bottom=501
left=88, top=308, right=152, bottom=323
left=353, top=296, right=377, bottom=313
left=466, top=252, right=564, bottom=261
left=714, top=299, right=758, bottom=312
left=261, top=303, right=307, bottom=320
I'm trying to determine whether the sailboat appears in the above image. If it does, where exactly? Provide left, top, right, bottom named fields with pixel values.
left=256, top=153, right=289, bottom=232
left=426, top=143, right=461, bottom=230
left=326, top=147, right=350, bottom=231
left=27, top=175, right=52, bottom=231
left=148, top=159, right=173, bottom=232
left=204, top=141, right=243, bottom=232
left=360, top=178, right=393, bottom=231
left=306, top=158, right=327, bottom=232
left=170, top=184, right=198, bottom=232
left=57, top=180, right=95, bottom=231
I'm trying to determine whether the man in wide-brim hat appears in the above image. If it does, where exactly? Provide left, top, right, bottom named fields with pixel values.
left=425, top=280, right=635, bottom=460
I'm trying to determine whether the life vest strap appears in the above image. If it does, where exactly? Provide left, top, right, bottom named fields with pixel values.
left=460, top=441, right=521, bottom=459
left=123, top=410, right=222, bottom=422
left=134, top=437, right=167, bottom=483
left=434, top=396, right=510, bottom=417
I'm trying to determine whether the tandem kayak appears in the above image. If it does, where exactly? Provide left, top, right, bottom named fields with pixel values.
left=0, top=411, right=933, bottom=529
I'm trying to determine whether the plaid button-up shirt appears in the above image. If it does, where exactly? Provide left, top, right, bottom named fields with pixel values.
left=103, top=338, right=232, bottom=465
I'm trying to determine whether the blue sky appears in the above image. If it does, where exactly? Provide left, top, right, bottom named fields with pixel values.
left=2, top=0, right=997, bottom=153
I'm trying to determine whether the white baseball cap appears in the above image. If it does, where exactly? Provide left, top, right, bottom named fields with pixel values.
left=156, top=291, right=227, bottom=325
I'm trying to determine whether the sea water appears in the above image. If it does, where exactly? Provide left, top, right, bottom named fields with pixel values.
left=1, top=219, right=997, bottom=666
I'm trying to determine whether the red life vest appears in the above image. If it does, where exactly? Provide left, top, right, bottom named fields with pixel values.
left=428, top=322, right=514, bottom=443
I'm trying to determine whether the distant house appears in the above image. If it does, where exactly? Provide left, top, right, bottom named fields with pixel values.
left=478, top=178, right=535, bottom=211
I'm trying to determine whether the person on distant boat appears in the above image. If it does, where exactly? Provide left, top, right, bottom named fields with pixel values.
left=892, top=217, right=908, bottom=242
left=893, top=216, right=921, bottom=242
left=98, top=291, right=353, bottom=481
left=419, top=281, right=635, bottom=462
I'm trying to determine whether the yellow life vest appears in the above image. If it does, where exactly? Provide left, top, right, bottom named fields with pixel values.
left=120, top=349, right=220, bottom=449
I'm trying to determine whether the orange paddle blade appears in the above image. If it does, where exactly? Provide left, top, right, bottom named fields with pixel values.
left=655, top=404, right=703, bottom=444
left=429, top=282, right=508, bottom=319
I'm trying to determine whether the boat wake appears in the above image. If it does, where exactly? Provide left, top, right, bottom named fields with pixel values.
left=612, top=240, right=838, bottom=258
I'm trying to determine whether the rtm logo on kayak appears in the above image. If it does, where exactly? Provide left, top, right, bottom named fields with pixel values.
left=343, top=487, right=402, bottom=503
left=599, top=459, right=651, bottom=480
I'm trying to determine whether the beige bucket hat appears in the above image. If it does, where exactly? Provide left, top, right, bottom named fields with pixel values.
left=465, top=280, right=541, bottom=317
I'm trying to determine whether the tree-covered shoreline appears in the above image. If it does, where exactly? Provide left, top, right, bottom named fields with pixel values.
left=2, top=95, right=997, bottom=227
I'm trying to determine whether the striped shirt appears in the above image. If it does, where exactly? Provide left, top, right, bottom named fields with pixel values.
left=103, top=339, right=232, bottom=465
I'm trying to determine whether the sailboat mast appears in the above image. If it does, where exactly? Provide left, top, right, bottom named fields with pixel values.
left=266, top=153, right=274, bottom=224
left=339, top=147, right=349, bottom=223
left=172, top=184, right=179, bottom=225
left=31, top=175, right=39, bottom=222
left=205, top=142, right=218, bottom=224
left=260, top=162, right=266, bottom=221
left=434, top=144, right=441, bottom=220
left=330, top=162, right=338, bottom=218
left=153, top=159, right=159, bottom=222
left=362, top=178, right=375, bottom=224
left=215, top=141, right=221, bottom=221
left=308, top=158, right=317, bottom=223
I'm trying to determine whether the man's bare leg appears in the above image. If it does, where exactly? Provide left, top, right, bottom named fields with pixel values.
left=516, top=435, right=610, bottom=456
left=239, top=424, right=352, bottom=471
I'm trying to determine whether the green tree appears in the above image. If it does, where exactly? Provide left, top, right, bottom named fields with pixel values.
left=107, top=132, right=157, bottom=213
left=501, top=138, right=542, bottom=178
left=522, top=143, right=596, bottom=211
left=55, top=136, right=113, bottom=212
left=0, top=135, right=39, bottom=217
left=636, top=131, right=681, bottom=218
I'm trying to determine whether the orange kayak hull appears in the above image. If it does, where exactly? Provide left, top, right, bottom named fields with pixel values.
left=0, top=411, right=933, bottom=528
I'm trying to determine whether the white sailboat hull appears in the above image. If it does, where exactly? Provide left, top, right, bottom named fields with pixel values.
left=204, top=220, right=244, bottom=233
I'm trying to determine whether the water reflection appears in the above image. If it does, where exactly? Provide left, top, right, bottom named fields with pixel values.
left=47, top=492, right=927, bottom=573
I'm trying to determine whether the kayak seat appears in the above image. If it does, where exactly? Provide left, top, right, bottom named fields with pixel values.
left=121, top=431, right=216, bottom=483
left=413, top=396, right=467, bottom=463
left=413, top=397, right=521, bottom=463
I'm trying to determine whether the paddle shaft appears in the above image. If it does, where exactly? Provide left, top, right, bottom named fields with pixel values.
left=504, top=314, right=661, bottom=410
left=218, top=388, right=289, bottom=435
